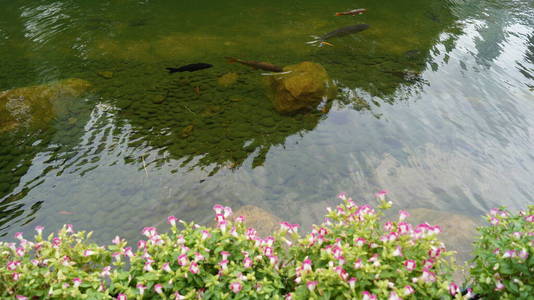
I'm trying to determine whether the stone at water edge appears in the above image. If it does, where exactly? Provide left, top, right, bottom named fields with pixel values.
left=232, top=205, right=282, bottom=237
left=266, top=61, right=337, bottom=114
left=0, top=78, right=92, bottom=132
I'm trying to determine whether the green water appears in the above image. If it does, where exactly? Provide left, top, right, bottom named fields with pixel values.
left=0, top=0, right=533, bottom=263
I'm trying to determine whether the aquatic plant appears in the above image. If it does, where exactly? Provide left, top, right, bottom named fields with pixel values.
left=467, top=205, right=534, bottom=299
left=1, top=193, right=531, bottom=299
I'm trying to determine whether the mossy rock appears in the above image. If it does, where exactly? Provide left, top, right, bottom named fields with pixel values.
left=0, top=78, right=91, bottom=132
left=217, top=72, right=239, bottom=87
left=266, top=62, right=336, bottom=114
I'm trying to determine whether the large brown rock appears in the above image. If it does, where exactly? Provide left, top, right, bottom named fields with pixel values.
left=266, top=62, right=336, bottom=113
left=232, top=205, right=282, bottom=237
left=0, top=78, right=91, bottom=132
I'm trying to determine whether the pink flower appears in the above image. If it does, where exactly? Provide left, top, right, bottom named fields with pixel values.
left=137, top=284, right=147, bottom=295
left=7, top=261, right=20, bottom=271
left=154, top=283, right=163, bottom=294
left=16, top=296, right=28, bottom=300
left=201, top=230, right=211, bottom=240
left=384, top=221, right=394, bottom=231
left=285, top=293, right=293, bottom=300
left=495, top=280, right=505, bottom=291
left=141, top=227, right=157, bottom=238
left=220, top=251, right=230, bottom=260
left=83, top=249, right=95, bottom=256
left=362, top=291, right=377, bottom=300
left=174, top=292, right=186, bottom=300
left=307, top=281, right=318, bottom=291
left=404, top=260, right=416, bottom=271
left=404, top=285, right=415, bottom=296
left=337, top=192, right=347, bottom=200
left=215, top=214, right=225, bottom=222
left=235, top=216, right=245, bottom=223
left=392, top=246, right=403, bottom=257
left=264, top=247, right=273, bottom=256
left=111, top=236, right=121, bottom=245
left=12, top=273, right=20, bottom=281
left=269, top=255, right=278, bottom=265
left=213, top=204, right=224, bottom=214
left=167, top=216, right=177, bottom=226
left=101, top=266, right=111, bottom=277
left=162, top=262, right=172, bottom=272
left=334, top=266, right=348, bottom=280
left=15, top=247, right=25, bottom=257
left=429, top=247, right=442, bottom=258
left=73, top=278, right=82, bottom=288
left=137, top=240, right=146, bottom=249
left=348, top=277, right=357, bottom=289
left=177, top=254, right=188, bottom=266
left=518, top=249, right=529, bottom=260
left=66, top=224, right=74, bottom=233
left=230, top=281, right=242, bottom=293
left=223, top=206, right=232, bottom=218
left=217, top=220, right=227, bottom=232
left=375, top=190, right=388, bottom=201
left=123, top=247, right=134, bottom=257
left=389, top=292, right=401, bottom=300
left=194, top=252, right=205, bottom=262
left=35, top=225, right=44, bottom=235
left=117, top=294, right=127, bottom=300
left=15, top=232, right=24, bottom=240
left=219, top=259, right=229, bottom=271
left=503, top=250, right=516, bottom=258
left=354, top=237, right=366, bottom=246
left=143, top=262, right=153, bottom=272
left=490, top=217, right=499, bottom=226
left=354, top=258, right=363, bottom=269
left=449, top=282, right=459, bottom=296
left=243, top=257, right=253, bottom=268
left=399, top=210, right=410, bottom=221
left=421, top=269, right=436, bottom=283
left=397, top=222, right=412, bottom=234
left=52, top=237, right=61, bottom=247
left=302, top=258, right=312, bottom=272
left=189, top=262, right=200, bottom=274
left=525, top=215, right=534, bottom=222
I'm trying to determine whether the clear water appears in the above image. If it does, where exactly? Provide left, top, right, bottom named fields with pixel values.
left=1, top=0, right=533, bottom=260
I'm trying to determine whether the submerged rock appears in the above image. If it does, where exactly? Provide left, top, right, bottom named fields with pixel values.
left=0, top=78, right=91, bottom=132
left=266, top=62, right=336, bottom=114
left=217, top=72, right=238, bottom=87
left=97, top=71, right=114, bottom=79
left=232, top=205, right=282, bottom=237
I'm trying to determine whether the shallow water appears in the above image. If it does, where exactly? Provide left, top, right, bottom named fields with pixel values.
left=0, top=0, right=533, bottom=261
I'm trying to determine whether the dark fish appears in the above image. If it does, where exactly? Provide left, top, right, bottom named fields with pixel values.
left=225, top=57, right=283, bottom=72
left=307, top=24, right=370, bottom=46
left=166, top=63, right=213, bottom=73
left=335, top=8, right=367, bottom=16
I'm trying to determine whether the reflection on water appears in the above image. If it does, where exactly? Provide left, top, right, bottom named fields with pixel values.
left=0, top=0, right=533, bottom=266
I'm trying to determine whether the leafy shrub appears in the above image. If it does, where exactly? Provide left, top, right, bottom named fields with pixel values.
left=0, top=192, right=503, bottom=299
left=284, top=192, right=458, bottom=299
left=468, top=205, right=534, bottom=299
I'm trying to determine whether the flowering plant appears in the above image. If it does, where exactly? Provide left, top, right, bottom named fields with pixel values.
left=109, top=206, right=287, bottom=299
left=2, top=192, right=512, bottom=299
left=0, top=224, right=112, bottom=299
left=282, top=192, right=460, bottom=299
left=468, top=205, right=534, bottom=299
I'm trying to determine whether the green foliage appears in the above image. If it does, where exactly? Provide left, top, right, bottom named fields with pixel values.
left=1, top=194, right=532, bottom=299
left=468, top=206, right=534, bottom=300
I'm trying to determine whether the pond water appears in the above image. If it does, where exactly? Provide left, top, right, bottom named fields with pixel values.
left=1, top=0, right=533, bottom=261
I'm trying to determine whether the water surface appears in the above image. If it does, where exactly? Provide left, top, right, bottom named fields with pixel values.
left=1, top=0, right=533, bottom=260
